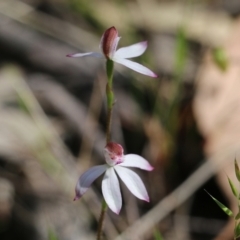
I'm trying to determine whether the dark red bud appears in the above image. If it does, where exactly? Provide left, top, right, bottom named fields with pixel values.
left=101, top=26, right=118, bottom=58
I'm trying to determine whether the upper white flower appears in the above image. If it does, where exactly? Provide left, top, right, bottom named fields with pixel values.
left=74, top=142, right=154, bottom=214
left=67, top=26, right=158, bottom=78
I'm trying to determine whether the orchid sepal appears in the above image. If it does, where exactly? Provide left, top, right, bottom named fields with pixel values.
left=74, top=164, right=107, bottom=201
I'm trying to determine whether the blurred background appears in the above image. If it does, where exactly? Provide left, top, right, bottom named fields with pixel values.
left=1, top=0, right=240, bottom=239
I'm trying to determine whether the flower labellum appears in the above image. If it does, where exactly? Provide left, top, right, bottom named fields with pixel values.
left=74, top=142, right=154, bottom=214
left=67, top=26, right=158, bottom=78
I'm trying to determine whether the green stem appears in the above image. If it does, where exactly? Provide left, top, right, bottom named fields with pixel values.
left=96, top=59, right=114, bottom=240
left=105, top=59, right=114, bottom=144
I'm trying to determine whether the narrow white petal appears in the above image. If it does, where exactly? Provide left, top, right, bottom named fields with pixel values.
left=114, top=166, right=149, bottom=202
left=99, top=34, right=104, bottom=50
left=102, top=167, right=122, bottom=214
left=109, top=37, right=121, bottom=59
left=74, top=165, right=107, bottom=201
left=114, top=41, right=148, bottom=59
left=66, top=52, right=103, bottom=58
left=118, top=154, right=154, bottom=171
left=112, top=58, right=158, bottom=78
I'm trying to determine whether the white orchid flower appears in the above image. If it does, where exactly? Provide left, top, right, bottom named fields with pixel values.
left=74, top=142, right=154, bottom=214
left=67, top=26, right=158, bottom=78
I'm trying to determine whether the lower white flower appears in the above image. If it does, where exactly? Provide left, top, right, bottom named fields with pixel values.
left=74, top=142, right=154, bottom=214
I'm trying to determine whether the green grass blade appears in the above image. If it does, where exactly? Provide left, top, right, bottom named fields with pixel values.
left=235, top=222, right=240, bottom=238
left=227, top=176, right=238, bottom=197
left=174, top=27, right=188, bottom=77
left=48, top=229, right=59, bottom=240
left=154, top=229, right=164, bottom=240
left=235, top=211, right=240, bottom=220
left=212, top=47, right=228, bottom=71
left=235, top=159, right=240, bottom=182
left=205, top=190, right=233, bottom=217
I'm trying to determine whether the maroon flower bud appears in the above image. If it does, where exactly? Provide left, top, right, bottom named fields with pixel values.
left=100, top=26, right=119, bottom=59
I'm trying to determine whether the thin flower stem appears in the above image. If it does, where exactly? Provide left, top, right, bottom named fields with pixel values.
left=106, top=105, right=113, bottom=143
left=96, top=59, right=114, bottom=240
left=105, top=59, right=114, bottom=144
left=96, top=200, right=108, bottom=240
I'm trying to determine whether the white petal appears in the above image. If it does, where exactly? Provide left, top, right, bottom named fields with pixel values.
left=114, top=41, right=148, bottom=59
left=109, top=37, right=121, bottom=59
left=118, top=154, right=154, bottom=171
left=66, top=52, right=103, bottom=58
left=74, top=165, right=107, bottom=201
left=112, top=58, right=158, bottom=78
left=99, top=34, right=104, bottom=50
left=102, top=167, right=122, bottom=214
left=114, top=166, right=149, bottom=202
